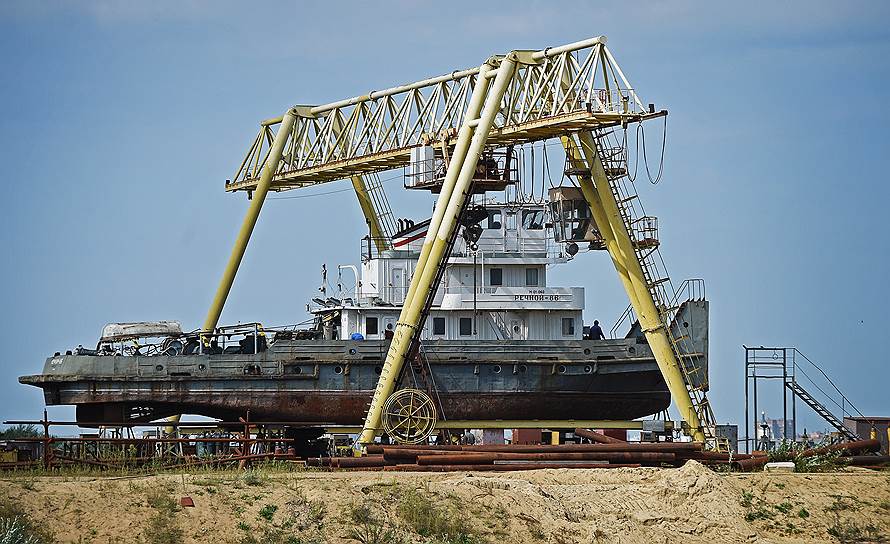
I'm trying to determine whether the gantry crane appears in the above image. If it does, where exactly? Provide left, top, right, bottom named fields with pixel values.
left=204, top=36, right=722, bottom=449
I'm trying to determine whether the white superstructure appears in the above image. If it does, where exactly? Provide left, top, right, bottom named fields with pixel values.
left=314, top=202, right=588, bottom=342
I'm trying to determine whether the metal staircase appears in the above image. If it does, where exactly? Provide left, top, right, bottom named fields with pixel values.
left=364, top=172, right=397, bottom=241
left=785, top=381, right=859, bottom=441
left=593, top=129, right=723, bottom=447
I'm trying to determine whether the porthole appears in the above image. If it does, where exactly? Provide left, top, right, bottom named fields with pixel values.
left=584, top=365, right=592, bottom=374
left=292, top=366, right=302, bottom=375
left=492, top=365, right=502, bottom=374
left=628, top=346, right=636, bottom=354
left=512, top=325, right=520, bottom=333
left=155, top=365, right=164, bottom=372
left=348, top=348, right=357, bottom=355
left=374, top=366, right=382, bottom=375
left=583, top=348, right=591, bottom=355
left=334, top=366, right=343, bottom=374
left=558, top=365, right=567, bottom=374
left=518, top=364, right=528, bottom=373
left=198, top=364, right=206, bottom=371
left=683, top=321, right=689, bottom=328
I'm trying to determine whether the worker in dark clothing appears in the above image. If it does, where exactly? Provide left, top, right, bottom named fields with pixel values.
left=590, top=320, right=605, bottom=340
left=384, top=323, right=394, bottom=340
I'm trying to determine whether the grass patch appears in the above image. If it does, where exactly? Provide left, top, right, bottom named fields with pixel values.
left=0, top=495, right=54, bottom=543
left=827, top=515, right=884, bottom=543
left=139, top=484, right=183, bottom=544
left=346, top=502, right=397, bottom=544
left=259, top=504, right=278, bottom=522
left=242, top=470, right=268, bottom=487
left=769, top=440, right=847, bottom=472
left=798, top=507, right=810, bottom=519
left=395, top=486, right=482, bottom=543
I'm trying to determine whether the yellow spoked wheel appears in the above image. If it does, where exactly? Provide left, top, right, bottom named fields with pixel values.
left=381, top=388, right=438, bottom=444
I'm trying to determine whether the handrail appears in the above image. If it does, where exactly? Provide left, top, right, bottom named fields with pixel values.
left=791, top=348, right=870, bottom=424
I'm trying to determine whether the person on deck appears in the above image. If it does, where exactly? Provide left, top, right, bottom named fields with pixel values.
left=590, top=320, right=605, bottom=340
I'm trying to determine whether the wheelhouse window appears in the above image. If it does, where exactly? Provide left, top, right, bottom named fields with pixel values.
left=433, top=317, right=446, bottom=336
left=526, top=268, right=539, bottom=287
left=366, top=316, right=379, bottom=336
left=489, top=267, right=503, bottom=286
left=459, top=317, right=473, bottom=336
left=522, top=209, right=544, bottom=230
left=487, top=210, right=502, bottom=230
left=561, top=317, right=575, bottom=336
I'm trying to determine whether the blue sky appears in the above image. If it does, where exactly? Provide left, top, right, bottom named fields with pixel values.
left=1, top=1, right=888, bottom=438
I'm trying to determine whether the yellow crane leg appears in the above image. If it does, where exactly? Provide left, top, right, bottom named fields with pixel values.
left=350, top=175, right=390, bottom=252
left=202, top=109, right=297, bottom=335
left=357, top=54, right=518, bottom=445
left=560, top=136, right=642, bottom=313
left=573, top=131, right=705, bottom=442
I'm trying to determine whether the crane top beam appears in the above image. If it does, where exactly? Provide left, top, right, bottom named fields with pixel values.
left=227, top=35, right=660, bottom=194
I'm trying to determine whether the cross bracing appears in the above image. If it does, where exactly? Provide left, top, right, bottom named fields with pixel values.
left=227, top=36, right=662, bottom=194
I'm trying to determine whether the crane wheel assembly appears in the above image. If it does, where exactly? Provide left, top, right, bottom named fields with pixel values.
left=381, top=388, right=438, bottom=444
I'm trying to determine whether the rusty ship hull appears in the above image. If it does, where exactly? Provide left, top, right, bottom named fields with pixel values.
left=21, top=338, right=671, bottom=426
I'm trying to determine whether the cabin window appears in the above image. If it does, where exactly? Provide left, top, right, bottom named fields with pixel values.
left=526, top=268, right=539, bottom=287
left=522, top=209, right=544, bottom=230
left=459, top=317, right=473, bottom=336
left=487, top=210, right=502, bottom=229
left=489, top=268, right=503, bottom=286
left=561, top=317, right=575, bottom=336
left=366, top=316, right=379, bottom=336
left=505, top=211, right=517, bottom=230
left=433, top=317, right=446, bottom=335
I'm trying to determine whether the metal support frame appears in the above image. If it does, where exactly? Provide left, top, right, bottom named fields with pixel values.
left=203, top=110, right=297, bottom=335
left=561, top=133, right=707, bottom=443
left=356, top=53, right=516, bottom=444
left=744, top=346, right=867, bottom=453
left=744, top=347, right=794, bottom=453
left=200, top=36, right=712, bottom=446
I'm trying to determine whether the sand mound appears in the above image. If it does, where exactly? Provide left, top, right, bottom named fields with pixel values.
left=1, top=463, right=887, bottom=543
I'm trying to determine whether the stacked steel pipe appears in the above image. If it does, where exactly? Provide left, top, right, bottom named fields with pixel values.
left=305, top=439, right=890, bottom=473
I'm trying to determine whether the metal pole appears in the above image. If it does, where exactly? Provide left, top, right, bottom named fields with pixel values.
left=357, top=54, right=518, bottom=445
left=753, top=357, right=758, bottom=450
left=744, top=346, right=751, bottom=453
left=783, top=348, right=788, bottom=442
left=202, top=110, right=297, bottom=335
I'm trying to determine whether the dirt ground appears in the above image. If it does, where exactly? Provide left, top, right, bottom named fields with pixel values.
left=1, top=462, right=888, bottom=543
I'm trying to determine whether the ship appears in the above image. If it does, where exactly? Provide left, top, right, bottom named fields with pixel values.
left=19, top=36, right=715, bottom=443
left=19, top=180, right=709, bottom=429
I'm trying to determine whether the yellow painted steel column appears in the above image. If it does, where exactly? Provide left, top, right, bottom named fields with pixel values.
left=202, top=110, right=297, bottom=335
left=561, top=136, right=641, bottom=312
left=357, top=55, right=517, bottom=445
left=351, top=175, right=390, bottom=252
left=575, top=130, right=705, bottom=442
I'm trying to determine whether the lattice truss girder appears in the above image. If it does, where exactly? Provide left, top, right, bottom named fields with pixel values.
left=227, top=37, right=659, bottom=193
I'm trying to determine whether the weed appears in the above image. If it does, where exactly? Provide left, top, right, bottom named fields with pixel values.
left=242, top=471, right=267, bottom=487
left=827, top=513, right=884, bottom=543
left=774, top=482, right=786, bottom=489
left=739, top=490, right=754, bottom=508
left=797, top=508, right=810, bottom=519
left=346, top=502, right=397, bottom=544
left=259, top=504, right=278, bottom=522
left=0, top=496, right=54, bottom=543
left=237, top=522, right=251, bottom=532
left=139, top=485, right=183, bottom=544
left=826, top=496, right=859, bottom=513
left=879, top=499, right=890, bottom=511
left=774, top=502, right=793, bottom=514
left=395, top=487, right=481, bottom=543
